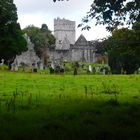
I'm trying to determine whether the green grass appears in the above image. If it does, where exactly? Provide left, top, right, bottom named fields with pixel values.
left=0, top=71, right=140, bottom=140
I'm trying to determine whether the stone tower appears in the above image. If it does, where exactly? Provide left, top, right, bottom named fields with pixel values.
left=54, top=18, right=75, bottom=50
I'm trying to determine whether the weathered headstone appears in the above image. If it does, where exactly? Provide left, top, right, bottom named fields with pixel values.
left=74, top=67, right=77, bottom=75
left=15, top=64, right=18, bottom=72
left=88, top=65, right=92, bottom=73
left=0, top=59, right=4, bottom=65
left=103, top=69, right=106, bottom=75
left=21, top=62, right=26, bottom=72
left=11, top=63, right=14, bottom=71
left=39, top=63, right=44, bottom=70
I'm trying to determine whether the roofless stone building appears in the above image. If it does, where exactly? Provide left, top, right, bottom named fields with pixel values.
left=47, top=18, right=97, bottom=62
left=15, top=18, right=97, bottom=66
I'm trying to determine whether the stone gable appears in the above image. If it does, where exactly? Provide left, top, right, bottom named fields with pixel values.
left=14, top=34, right=40, bottom=66
left=74, top=34, right=89, bottom=46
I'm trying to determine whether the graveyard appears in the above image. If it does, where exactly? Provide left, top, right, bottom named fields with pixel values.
left=0, top=0, right=140, bottom=139
left=0, top=70, right=140, bottom=140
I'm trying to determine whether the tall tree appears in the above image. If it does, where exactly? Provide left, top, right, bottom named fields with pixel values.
left=104, top=28, right=140, bottom=74
left=0, top=0, right=27, bottom=63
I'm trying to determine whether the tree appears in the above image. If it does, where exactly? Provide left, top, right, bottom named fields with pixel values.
left=83, top=0, right=140, bottom=31
left=23, top=24, right=55, bottom=63
left=104, top=28, right=140, bottom=74
left=53, top=0, right=140, bottom=31
left=0, top=0, right=27, bottom=63
left=90, top=39, right=107, bottom=55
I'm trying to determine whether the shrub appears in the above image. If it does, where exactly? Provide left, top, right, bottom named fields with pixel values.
left=0, top=65, right=8, bottom=70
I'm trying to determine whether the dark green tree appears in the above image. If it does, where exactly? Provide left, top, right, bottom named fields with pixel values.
left=104, top=28, right=140, bottom=74
left=0, top=0, right=27, bottom=63
left=82, top=0, right=140, bottom=31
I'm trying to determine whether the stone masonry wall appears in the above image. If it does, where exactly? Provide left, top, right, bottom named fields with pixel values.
left=54, top=18, right=75, bottom=48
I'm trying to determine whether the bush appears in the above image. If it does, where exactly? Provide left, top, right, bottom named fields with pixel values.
left=0, top=65, right=8, bottom=70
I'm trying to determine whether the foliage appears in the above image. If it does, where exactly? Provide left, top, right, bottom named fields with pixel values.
left=90, top=39, right=107, bottom=55
left=53, top=0, right=140, bottom=31
left=0, top=0, right=27, bottom=63
left=104, top=27, right=140, bottom=74
left=23, top=24, right=55, bottom=58
left=0, top=64, right=8, bottom=70
left=80, top=0, right=140, bottom=31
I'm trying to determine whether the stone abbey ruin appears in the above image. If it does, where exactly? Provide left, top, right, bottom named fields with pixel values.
left=15, top=18, right=99, bottom=65
left=48, top=18, right=97, bottom=62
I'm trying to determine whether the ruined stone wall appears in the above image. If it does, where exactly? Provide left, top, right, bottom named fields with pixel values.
left=47, top=18, right=97, bottom=63
left=48, top=49, right=71, bottom=61
left=70, top=35, right=97, bottom=62
left=14, top=34, right=40, bottom=66
left=70, top=48, right=96, bottom=62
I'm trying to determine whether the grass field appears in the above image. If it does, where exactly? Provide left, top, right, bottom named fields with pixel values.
left=0, top=71, right=140, bottom=140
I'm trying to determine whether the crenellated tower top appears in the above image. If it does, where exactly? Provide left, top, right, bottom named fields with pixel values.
left=54, top=18, right=76, bottom=49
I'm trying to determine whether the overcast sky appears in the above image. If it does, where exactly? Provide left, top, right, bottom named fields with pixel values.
left=14, top=0, right=110, bottom=40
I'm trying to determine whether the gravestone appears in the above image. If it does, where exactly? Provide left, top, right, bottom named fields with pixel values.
left=39, top=63, right=44, bottom=70
left=88, top=65, right=92, bottom=73
left=0, top=59, right=4, bottom=65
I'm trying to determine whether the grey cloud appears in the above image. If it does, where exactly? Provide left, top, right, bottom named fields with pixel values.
left=14, top=0, right=93, bottom=17
left=13, top=0, right=110, bottom=40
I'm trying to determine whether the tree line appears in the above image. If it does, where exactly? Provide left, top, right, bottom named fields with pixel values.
left=0, top=0, right=55, bottom=65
